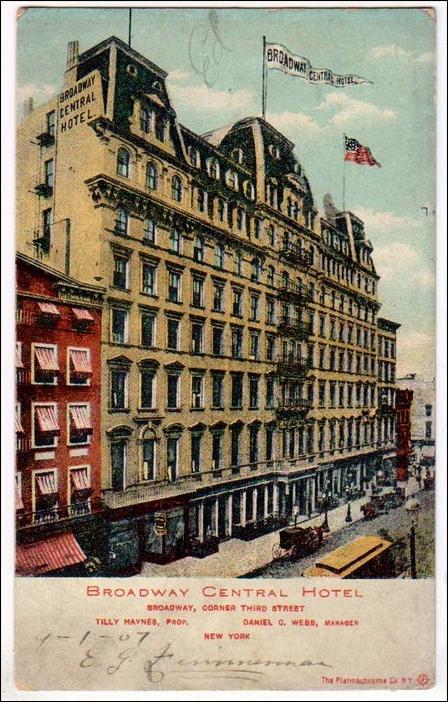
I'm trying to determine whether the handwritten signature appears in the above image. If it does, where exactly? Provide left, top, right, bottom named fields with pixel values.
left=188, top=10, right=230, bottom=87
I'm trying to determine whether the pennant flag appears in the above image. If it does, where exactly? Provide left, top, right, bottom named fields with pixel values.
left=344, top=136, right=382, bottom=167
left=265, top=42, right=371, bottom=88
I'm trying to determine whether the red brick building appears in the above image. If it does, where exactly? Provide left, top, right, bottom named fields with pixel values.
left=395, top=389, right=414, bottom=483
left=16, top=253, right=105, bottom=575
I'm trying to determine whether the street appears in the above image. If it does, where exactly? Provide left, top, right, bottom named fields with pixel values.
left=246, top=488, right=435, bottom=579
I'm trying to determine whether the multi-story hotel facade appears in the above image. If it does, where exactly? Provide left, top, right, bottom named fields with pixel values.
left=17, top=36, right=400, bottom=573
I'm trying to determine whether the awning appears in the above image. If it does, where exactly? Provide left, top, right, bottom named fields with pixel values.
left=16, top=532, right=86, bottom=576
left=15, top=407, right=24, bottom=433
left=70, top=349, right=92, bottom=374
left=35, top=346, right=59, bottom=372
left=36, top=472, right=57, bottom=495
left=422, top=446, right=435, bottom=459
left=16, top=481, right=24, bottom=510
left=38, top=302, right=60, bottom=316
left=16, top=343, right=24, bottom=368
left=35, top=405, right=59, bottom=433
left=70, top=467, right=91, bottom=490
left=70, top=405, right=92, bottom=431
left=72, top=307, right=93, bottom=322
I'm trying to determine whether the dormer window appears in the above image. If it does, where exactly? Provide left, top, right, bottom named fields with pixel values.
left=268, top=144, right=281, bottom=160
left=231, top=148, right=244, bottom=164
left=207, top=157, right=220, bottom=180
left=244, top=181, right=255, bottom=200
left=140, top=106, right=152, bottom=133
left=225, top=170, right=238, bottom=191
left=189, top=147, right=201, bottom=168
left=155, top=116, right=166, bottom=142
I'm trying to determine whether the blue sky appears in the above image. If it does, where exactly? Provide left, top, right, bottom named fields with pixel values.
left=16, top=6, right=436, bottom=378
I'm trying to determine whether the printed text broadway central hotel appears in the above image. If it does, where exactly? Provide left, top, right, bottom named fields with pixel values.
left=16, top=36, right=399, bottom=572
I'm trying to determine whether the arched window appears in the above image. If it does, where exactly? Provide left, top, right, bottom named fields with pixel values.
left=170, top=228, right=181, bottom=253
left=233, top=250, right=242, bottom=276
left=251, top=257, right=261, bottom=282
left=193, top=235, right=204, bottom=262
left=207, top=158, right=220, bottom=180
left=146, top=162, right=158, bottom=190
left=140, top=426, right=158, bottom=481
left=225, top=170, right=238, bottom=191
left=267, top=265, right=275, bottom=286
left=189, top=147, right=201, bottom=168
left=217, top=198, right=227, bottom=222
left=215, top=243, right=225, bottom=270
left=115, top=208, right=128, bottom=235
left=172, top=175, right=182, bottom=202
left=143, top=218, right=156, bottom=244
left=117, top=147, right=130, bottom=178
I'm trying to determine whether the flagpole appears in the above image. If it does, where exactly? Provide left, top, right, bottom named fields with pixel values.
left=342, top=133, right=347, bottom=211
left=262, top=35, right=267, bottom=120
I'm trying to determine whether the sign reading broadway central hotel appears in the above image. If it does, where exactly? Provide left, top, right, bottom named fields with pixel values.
left=58, top=69, right=103, bottom=134
left=265, top=42, right=371, bottom=87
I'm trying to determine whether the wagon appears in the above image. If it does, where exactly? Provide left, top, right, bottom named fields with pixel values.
left=272, top=525, right=324, bottom=561
left=361, top=488, right=405, bottom=520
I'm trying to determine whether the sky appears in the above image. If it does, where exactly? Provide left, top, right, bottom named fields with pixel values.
left=16, top=6, right=437, bottom=379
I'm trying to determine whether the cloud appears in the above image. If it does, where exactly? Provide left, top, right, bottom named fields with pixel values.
left=414, top=269, right=435, bottom=288
left=16, top=83, right=56, bottom=111
left=266, top=110, right=323, bottom=134
left=353, top=207, right=418, bottom=235
left=371, top=45, right=436, bottom=64
left=396, top=330, right=436, bottom=379
left=167, top=76, right=255, bottom=114
left=167, top=69, right=192, bottom=83
left=317, top=93, right=397, bottom=126
left=374, top=242, right=420, bottom=281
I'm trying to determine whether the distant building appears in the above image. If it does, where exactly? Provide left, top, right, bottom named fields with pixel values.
left=16, top=253, right=105, bottom=575
left=397, top=374, right=435, bottom=474
left=377, top=318, right=399, bottom=479
left=395, top=389, right=413, bottom=483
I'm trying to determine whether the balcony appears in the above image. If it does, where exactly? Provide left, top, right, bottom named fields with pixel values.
left=280, top=244, right=313, bottom=268
left=277, top=282, right=313, bottom=304
left=276, top=398, right=312, bottom=420
left=32, top=232, right=51, bottom=256
left=277, top=317, right=313, bottom=339
left=277, top=355, right=311, bottom=377
left=34, top=183, right=53, bottom=198
left=102, top=474, right=202, bottom=509
left=16, top=501, right=98, bottom=530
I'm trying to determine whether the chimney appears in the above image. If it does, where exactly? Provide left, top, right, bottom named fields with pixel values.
left=23, top=97, right=34, bottom=118
left=67, top=40, right=79, bottom=69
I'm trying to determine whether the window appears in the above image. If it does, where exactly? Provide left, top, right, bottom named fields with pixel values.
left=68, top=348, right=92, bottom=386
left=249, top=294, right=259, bottom=321
left=192, top=277, right=204, bottom=308
left=141, top=261, right=156, bottom=295
left=267, top=225, right=275, bottom=246
left=110, top=437, right=127, bottom=491
left=34, top=470, right=58, bottom=523
left=215, top=243, right=225, bottom=269
left=232, top=289, right=242, bottom=316
left=110, top=368, right=128, bottom=409
left=172, top=175, right=182, bottom=202
left=140, top=369, right=155, bottom=408
left=217, top=198, right=227, bottom=221
left=140, top=105, right=152, bottom=133
left=425, top=421, right=432, bottom=439
left=319, top=346, right=325, bottom=369
left=42, top=208, right=52, bottom=240
left=142, top=439, right=156, bottom=480
left=143, top=218, right=156, bottom=244
left=236, top=208, right=245, bottom=231
left=348, top=384, right=353, bottom=407
left=117, top=147, right=130, bottom=178
left=212, top=326, right=224, bottom=356
left=44, top=159, right=54, bottom=187
left=32, top=344, right=59, bottom=384
left=329, top=382, right=336, bottom=408
left=231, top=328, right=243, bottom=358
left=212, top=433, right=223, bottom=471
left=231, top=427, right=240, bottom=468
left=339, top=351, right=345, bottom=372
left=167, top=375, right=179, bottom=408
left=69, top=466, right=91, bottom=516
left=191, top=375, right=203, bottom=408
left=167, top=436, right=178, bottom=481
left=146, top=162, right=158, bottom=190
left=191, top=322, right=204, bottom=354
left=226, top=170, right=238, bottom=190
left=46, top=110, right=55, bottom=136
left=191, top=433, right=202, bottom=473
left=197, top=189, right=207, bottom=213
left=213, top=283, right=224, bottom=311
left=168, top=270, right=181, bottom=302
left=266, top=335, right=275, bottom=361
left=33, top=404, right=59, bottom=448
left=266, top=298, right=275, bottom=324
left=68, top=404, right=92, bottom=445
left=115, top=208, right=128, bottom=236
left=167, top=318, right=180, bottom=350
left=113, top=254, right=128, bottom=289
left=249, top=377, right=259, bottom=409
left=266, top=378, right=275, bottom=408
left=193, top=236, right=204, bottom=262
left=141, top=312, right=156, bottom=347
left=212, top=373, right=224, bottom=408
left=425, top=404, right=432, bottom=417
left=250, top=332, right=260, bottom=360
left=251, top=257, right=261, bottom=282
left=319, top=381, right=326, bottom=407
left=233, top=250, right=242, bottom=276
left=231, top=373, right=243, bottom=408
left=207, top=158, right=220, bottom=180
left=249, top=425, right=259, bottom=464
left=170, top=229, right=181, bottom=254
left=111, top=307, right=128, bottom=344
left=155, top=117, right=166, bottom=142
left=339, top=383, right=345, bottom=408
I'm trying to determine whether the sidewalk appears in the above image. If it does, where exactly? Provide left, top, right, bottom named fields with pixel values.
left=139, top=478, right=423, bottom=578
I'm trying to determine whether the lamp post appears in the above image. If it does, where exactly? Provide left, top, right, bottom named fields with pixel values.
left=405, top=497, right=421, bottom=579
left=344, top=471, right=355, bottom=523
left=321, top=485, right=331, bottom=533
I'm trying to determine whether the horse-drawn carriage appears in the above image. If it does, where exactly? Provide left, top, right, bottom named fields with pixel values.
left=361, top=487, right=405, bottom=520
left=272, top=524, right=324, bottom=561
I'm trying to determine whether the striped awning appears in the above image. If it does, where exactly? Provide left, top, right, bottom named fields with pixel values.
left=16, top=480, right=24, bottom=510
left=35, top=405, right=59, bottom=433
left=70, top=349, right=92, bottom=374
left=16, top=343, right=24, bottom=368
left=70, top=405, right=92, bottom=431
left=70, top=467, right=90, bottom=490
left=16, top=533, right=86, bottom=576
left=36, top=472, right=57, bottom=495
left=72, top=308, right=93, bottom=322
left=38, top=302, right=60, bottom=316
left=35, top=346, right=59, bottom=372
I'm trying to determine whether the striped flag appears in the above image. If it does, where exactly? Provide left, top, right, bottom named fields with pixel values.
left=344, top=136, right=381, bottom=167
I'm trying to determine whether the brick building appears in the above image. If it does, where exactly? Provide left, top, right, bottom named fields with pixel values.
left=395, top=389, right=414, bottom=483
left=16, top=253, right=104, bottom=575
left=377, top=317, right=400, bottom=480
left=397, top=374, right=435, bottom=474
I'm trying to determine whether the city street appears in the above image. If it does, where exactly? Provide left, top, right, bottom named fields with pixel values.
left=246, top=487, right=435, bottom=578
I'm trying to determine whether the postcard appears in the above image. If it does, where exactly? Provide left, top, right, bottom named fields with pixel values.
left=6, top=2, right=441, bottom=694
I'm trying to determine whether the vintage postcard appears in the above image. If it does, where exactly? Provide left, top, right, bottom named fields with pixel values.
left=4, top=1, right=444, bottom=694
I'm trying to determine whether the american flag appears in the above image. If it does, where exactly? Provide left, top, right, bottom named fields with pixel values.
left=344, top=136, right=381, bottom=167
